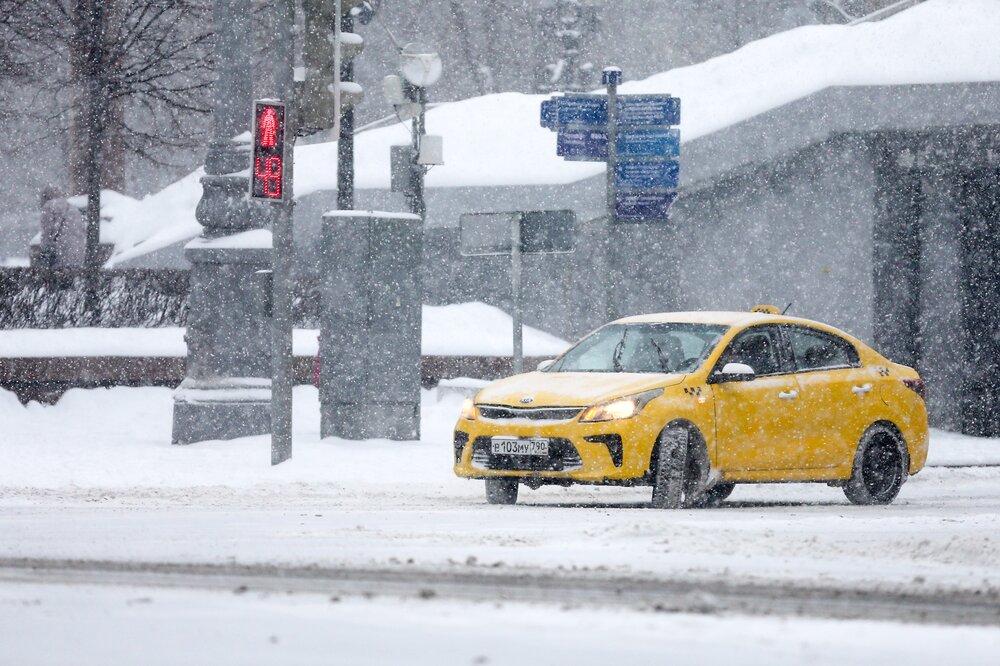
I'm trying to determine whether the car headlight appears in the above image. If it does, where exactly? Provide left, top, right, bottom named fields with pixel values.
left=460, top=397, right=478, bottom=421
left=578, top=389, right=663, bottom=423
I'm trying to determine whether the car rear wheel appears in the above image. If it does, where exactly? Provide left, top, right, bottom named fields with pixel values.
left=843, top=425, right=908, bottom=506
left=694, top=482, right=736, bottom=507
left=651, top=424, right=702, bottom=509
left=485, top=477, right=519, bottom=505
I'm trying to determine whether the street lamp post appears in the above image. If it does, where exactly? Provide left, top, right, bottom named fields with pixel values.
left=398, top=43, right=441, bottom=220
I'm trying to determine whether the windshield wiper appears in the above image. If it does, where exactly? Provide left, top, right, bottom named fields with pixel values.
left=612, top=328, right=628, bottom=372
left=649, top=338, right=671, bottom=372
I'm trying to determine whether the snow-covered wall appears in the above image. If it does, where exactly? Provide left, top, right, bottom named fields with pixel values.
left=675, top=134, right=877, bottom=341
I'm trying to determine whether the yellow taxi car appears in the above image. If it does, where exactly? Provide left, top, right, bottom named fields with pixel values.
left=453, top=308, right=928, bottom=508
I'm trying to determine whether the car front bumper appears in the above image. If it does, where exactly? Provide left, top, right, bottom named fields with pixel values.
left=452, top=416, right=661, bottom=483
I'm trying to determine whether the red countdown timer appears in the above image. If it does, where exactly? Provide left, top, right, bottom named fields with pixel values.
left=251, top=100, right=287, bottom=201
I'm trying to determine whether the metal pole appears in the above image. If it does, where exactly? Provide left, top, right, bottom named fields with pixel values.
left=410, top=86, right=427, bottom=220
left=511, top=213, right=523, bottom=374
left=271, top=0, right=296, bottom=465
left=337, top=9, right=354, bottom=210
left=604, top=67, right=620, bottom=323
left=84, top=0, right=105, bottom=313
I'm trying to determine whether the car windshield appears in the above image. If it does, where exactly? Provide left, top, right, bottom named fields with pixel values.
left=548, top=323, right=729, bottom=374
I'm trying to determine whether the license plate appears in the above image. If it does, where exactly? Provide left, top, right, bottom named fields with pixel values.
left=491, top=437, right=549, bottom=456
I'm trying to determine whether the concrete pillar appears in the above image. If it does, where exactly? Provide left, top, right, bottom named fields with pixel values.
left=957, top=168, right=1000, bottom=436
left=171, top=0, right=271, bottom=444
left=319, top=211, right=423, bottom=440
left=872, top=141, right=922, bottom=366
left=917, top=172, right=965, bottom=431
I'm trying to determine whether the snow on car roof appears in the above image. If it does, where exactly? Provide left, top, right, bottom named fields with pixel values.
left=613, top=310, right=837, bottom=330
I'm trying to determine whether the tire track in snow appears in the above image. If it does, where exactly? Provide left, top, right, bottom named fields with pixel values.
left=1, top=557, right=998, bottom=627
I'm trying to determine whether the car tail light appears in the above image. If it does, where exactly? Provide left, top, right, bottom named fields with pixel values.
left=902, top=378, right=925, bottom=400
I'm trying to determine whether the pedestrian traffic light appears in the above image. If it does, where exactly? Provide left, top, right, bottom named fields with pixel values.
left=251, top=100, right=287, bottom=201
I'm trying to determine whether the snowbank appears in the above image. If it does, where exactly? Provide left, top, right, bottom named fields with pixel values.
left=105, top=0, right=1000, bottom=264
left=0, top=302, right=570, bottom=358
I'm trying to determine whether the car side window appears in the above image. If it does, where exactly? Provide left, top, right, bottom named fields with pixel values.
left=718, top=326, right=785, bottom=376
left=785, top=326, right=860, bottom=371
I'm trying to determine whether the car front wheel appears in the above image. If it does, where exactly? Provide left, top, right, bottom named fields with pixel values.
left=843, top=425, right=908, bottom=505
left=485, top=477, right=519, bottom=505
left=651, top=425, right=696, bottom=509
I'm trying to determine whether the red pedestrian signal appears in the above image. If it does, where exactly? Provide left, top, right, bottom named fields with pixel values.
left=251, top=101, right=287, bottom=200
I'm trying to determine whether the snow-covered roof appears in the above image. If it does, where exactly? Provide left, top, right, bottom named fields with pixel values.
left=107, top=0, right=1000, bottom=266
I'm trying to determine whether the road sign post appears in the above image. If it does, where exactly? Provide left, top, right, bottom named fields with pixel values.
left=603, top=68, right=621, bottom=323
left=511, top=214, right=523, bottom=374
left=540, top=69, right=681, bottom=223
left=540, top=67, right=681, bottom=321
left=460, top=211, right=576, bottom=374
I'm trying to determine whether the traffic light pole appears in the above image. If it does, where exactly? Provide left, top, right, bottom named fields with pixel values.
left=337, top=9, right=354, bottom=211
left=271, top=0, right=296, bottom=465
left=407, top=84, right=427, bottom=220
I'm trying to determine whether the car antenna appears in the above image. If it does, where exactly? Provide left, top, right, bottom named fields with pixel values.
left=781, top=302, right=793, bottom=315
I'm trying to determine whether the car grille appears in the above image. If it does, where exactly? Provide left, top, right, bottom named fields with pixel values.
left=477, top=404, right=583, bottom=422
left=470, top=437, right=583, bottom=472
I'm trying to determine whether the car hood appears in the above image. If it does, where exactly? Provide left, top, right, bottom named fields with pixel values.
left=475, top=371, right=685, bottom=408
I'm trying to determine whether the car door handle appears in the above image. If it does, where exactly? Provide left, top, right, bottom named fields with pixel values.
left=778, top=390, right=798, bottom=400
left=852, top=383, right=873, bottom=395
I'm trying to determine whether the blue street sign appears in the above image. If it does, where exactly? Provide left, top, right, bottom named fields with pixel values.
left=540, top=99, right=557, bottom=129
left=618, top=129, right=680, bottom=157
left=555, top=96, right=607, bottom=125
left=614, top=191, right=678, bottom=221
left=540, top=94, right=680, bottom=129
left=617, top=95, right=681, bottom=126
left=557, top=128, right=680, bottom=161
left=557, top=129, right=607, bottom=161
left=615, top=159, right=680, bottom=190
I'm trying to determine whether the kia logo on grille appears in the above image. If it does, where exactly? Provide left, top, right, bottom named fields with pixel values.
left=519, top=396, right=534, bottom=404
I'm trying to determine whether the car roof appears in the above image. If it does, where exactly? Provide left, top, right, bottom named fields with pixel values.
left=613, top=310, right=839, bottom=331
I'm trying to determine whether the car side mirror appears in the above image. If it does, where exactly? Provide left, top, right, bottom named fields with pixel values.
left=536, top=359, right=555, bottom=372
left=710, top=362, right=756, bottom=383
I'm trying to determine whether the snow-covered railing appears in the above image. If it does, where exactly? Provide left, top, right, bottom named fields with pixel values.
left=848, top=0, right=927, bottom=25
left=0, top=268, right=189, bottom=329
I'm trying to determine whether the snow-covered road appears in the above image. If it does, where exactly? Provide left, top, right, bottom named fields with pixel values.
left=2, top=386, right=999, bottom=597
left=3, top=386, right=1000, bottom=662
left=5, top=579, right=1000, bottom=666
